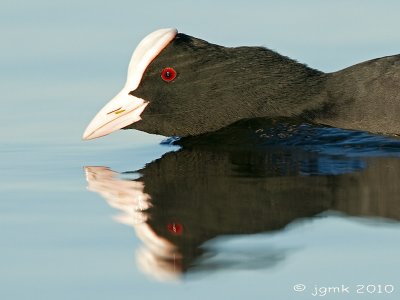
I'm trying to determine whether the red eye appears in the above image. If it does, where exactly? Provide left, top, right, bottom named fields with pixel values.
left=161, top=67, right=177, bottom=82
left=167, top=223, right=183, bottom=235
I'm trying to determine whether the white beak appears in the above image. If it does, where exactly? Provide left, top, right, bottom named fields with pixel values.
left=82, top=89, right=148, bottom=140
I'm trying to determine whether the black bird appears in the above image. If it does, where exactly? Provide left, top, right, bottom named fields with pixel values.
left=83, top=28, right=400, bottom=140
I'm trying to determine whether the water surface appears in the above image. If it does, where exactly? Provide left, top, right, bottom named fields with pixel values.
left=83, top=123, right=400, bottom=297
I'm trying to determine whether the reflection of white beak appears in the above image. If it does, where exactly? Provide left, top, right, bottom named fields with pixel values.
left=82, top=28, right=177, bottom=140
left=82, top=91, right=148, bottom=140
left=84, top=165, right=182, bottom=281
left=84, top=166, right=152, bottom=222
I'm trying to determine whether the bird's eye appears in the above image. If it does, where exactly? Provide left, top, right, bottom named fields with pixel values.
left=161, top=67, right=177, bottom=82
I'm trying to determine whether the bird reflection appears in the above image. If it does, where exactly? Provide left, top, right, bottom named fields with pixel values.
left=84, top=121, right=400, bottom=281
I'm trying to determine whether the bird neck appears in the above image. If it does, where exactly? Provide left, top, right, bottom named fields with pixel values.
left=225, top=46, right=329, bottom=121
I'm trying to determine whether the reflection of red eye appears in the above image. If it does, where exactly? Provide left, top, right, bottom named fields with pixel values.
left=167, top=223, right=183, bottom=235
left=161, top=67, right=177, bottom=82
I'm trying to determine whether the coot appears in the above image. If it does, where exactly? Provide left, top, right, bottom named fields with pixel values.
left=83, top=28, right=400, bottom=140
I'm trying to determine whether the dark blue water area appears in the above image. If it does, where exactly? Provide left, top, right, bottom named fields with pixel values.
left=260, top=124, right=400, bottom=175
left=173, top=122, right=400, bottom=176
left=276, top=125, right=400, bottom=157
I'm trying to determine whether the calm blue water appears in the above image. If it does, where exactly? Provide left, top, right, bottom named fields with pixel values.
left=2, top=1, right=400, bottom=299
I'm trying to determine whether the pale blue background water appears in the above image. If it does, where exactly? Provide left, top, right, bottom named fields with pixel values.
left=1, top=1, right=400, bottom=299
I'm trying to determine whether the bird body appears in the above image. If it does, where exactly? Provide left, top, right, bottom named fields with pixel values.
left=83, top=28, right=400, bottom=140
left=318, top=55, right=400, bottom=135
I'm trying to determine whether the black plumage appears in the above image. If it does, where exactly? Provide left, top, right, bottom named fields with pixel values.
left=127, top=33, right=400, bottom=137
